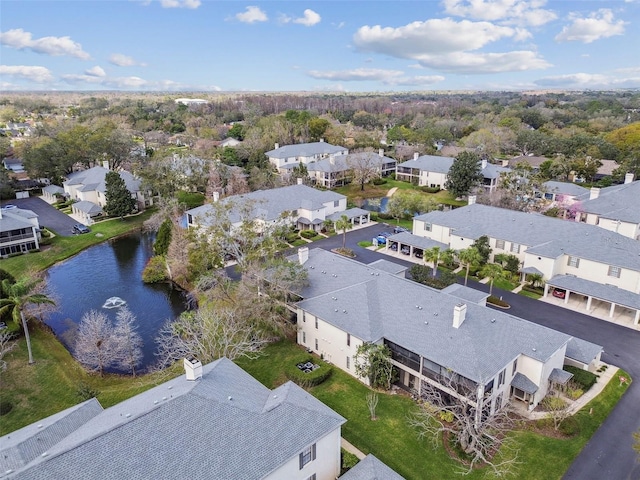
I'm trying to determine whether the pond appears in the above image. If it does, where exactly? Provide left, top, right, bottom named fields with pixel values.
left=361, top=197, right=389, bottom=213
left=45, top=231, right=188, bottom=374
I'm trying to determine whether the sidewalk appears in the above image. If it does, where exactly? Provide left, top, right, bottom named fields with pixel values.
left=341, top=438, right=366, bottom=459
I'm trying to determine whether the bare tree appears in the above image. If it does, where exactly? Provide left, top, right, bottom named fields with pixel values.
left=409, top=378, right=518, bottom=477
left=113, top=307, right=143, bottom=376
left=346, top=151, right=382, bottom=191
left=367, top=392, right=379, bottom=420
left=0, top=330, right=17, bottom=372
left=541, top=395, right=572, bottom=431
left=155, top=305, right=269, bottom=369
left=74, top=310, right=117, bottom=376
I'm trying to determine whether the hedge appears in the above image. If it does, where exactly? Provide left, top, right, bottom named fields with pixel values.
left=300, top=230, right=317, bottom=239
left=487, top=295, right=509, bottom=307
left=564, top=365, right=598, bottom=391
left=371, top=177, right=386, bottom=185
left=409, top=264, right=457, bottom=289
left=420, top=186, right=441, bottom=193
left=285, top=355, right=333, bottom=388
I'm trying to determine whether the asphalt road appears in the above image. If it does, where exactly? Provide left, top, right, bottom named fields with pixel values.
left=309, top=223, right=640, bottom=480
left=1, top=196, right=78, bottom=236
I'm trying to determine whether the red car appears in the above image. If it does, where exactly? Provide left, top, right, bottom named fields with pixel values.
left=552, top=289, right=566, bottom=299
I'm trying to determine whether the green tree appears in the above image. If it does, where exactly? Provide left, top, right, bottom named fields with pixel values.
left=154, top=218, right=173, bottom=256
left=423, top=246, right=441, bottom=277
left=471, top=235, right=492, bottom=265
left=227, top=123, right=244, bottom=140
left=479, top=263, right=507, bottom=296
left=335, top=214, right=352, bottom=250
left=354, top=343, right=396, bottom=390
left=0, top=279, right=55, bottom=364
left=457, top=247, right=482, bottom=286
left=308, top=118, right=330, bottom=142
left=104, top=171, right=136, bottom=219
left=445, top=152, right=483, bottom=198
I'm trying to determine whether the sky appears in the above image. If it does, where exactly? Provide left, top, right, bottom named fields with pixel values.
left=1, top=0, right=639, bottom=93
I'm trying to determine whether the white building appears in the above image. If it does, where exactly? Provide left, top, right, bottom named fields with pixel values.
left=293, top=248, right=601, bottom=414
left=0, top=206, right=40, bottom=257
left=414, top=202, right=640, bottom=324
left=186, top=184, right=348, bottom=233
left=0, top=358, right=346, bottom=480
left=307, top=150, right=396, bottom=189
left=266, top=141, right=348, bottom=173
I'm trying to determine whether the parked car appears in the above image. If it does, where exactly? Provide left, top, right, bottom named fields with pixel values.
left=393, top=226, right=409, bottom=234
left=400, top=245, right=410, bottom=255
left=552, top=288, right=566, bottom=299
left=73, top=223, right=90, bottom=234
left=389, top=242, right=398, bottom=251
left=414, top=249, right=423, bottom=258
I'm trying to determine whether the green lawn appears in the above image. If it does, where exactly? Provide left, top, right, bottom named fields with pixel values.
left=0, top=324, right=181, bottom=435
left=519, top=290, right=543, bottom=300
left=237, top=340, right=630, bottom=480
left=493, top=277, right=517, bottom=291
left=0, top=210, right=154, bottom=277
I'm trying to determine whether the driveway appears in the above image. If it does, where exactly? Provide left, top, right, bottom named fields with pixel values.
left=310, top=227, right=640, bottom=480
left=1, top=196, right=78, bottom=237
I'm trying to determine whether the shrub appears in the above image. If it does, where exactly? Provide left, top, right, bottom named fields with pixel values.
left=377, top=213, right=393, bottom=220
left=76, top=383, right=100, bottom=401
left=541, top=396, right=568, bottom=411
left=341, top=449, right=360, bottom=475
left=0, top=400, right=13, bottom=416
left=559, top=416, right=580, bottom=436
left=285, top=355, right=333, bottom=388
left=409, top=265, right=457, bottom=289
left=487, top=295, right=509, bottom=307
left=566, top=387, right=584, bottom=400
left=39, top=237, right=53, bottom=246
left=300, top=230, right=317, bottom=239
left=564, top=366, right=598, bottom=391
left=372, top=177, right=386, bottom=185
left=420, top=186, right=441, bottom=193
left=142, top=256, right=168, bottom=283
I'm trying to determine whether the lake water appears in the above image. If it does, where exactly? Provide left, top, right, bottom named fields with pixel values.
left=45, top=231, right=187, bottom=373
left=361, top=197, right=389, bottom=213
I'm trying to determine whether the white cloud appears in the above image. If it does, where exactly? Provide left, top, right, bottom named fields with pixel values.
left=235, top=6, right=268, bottom=24
left=0, top=28, right=90, bottom=59
left=332, top=21, right=346, bottom=29
left=159, top=0, right=201, bottom=8
left=353, top=18, right=550, bottom=73
left=555, top=9, right=626, bottom=43
left=293, top=9, right=321, bottom=27
left=307, top=68, right=444, bottom=86
left=62, top=73, right=149, bottom=89
left=0, top=65, right=54, bottom=83
left=109, top=53, right=145, bottom=67
left=85, top=66, right=106, bottom=77
left=534, top=72, right=640, bottom=89
left=443, top=0, right=557, bottom=26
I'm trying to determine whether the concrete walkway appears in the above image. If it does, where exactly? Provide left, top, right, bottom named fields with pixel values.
left=341, top=438, right=366, bottom=459
left=386, top=187, right=398, bottom=197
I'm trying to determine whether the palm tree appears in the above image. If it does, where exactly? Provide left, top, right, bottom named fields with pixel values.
left=335, top=214, right=353, bottom=250
left=440, top=248, right=456, bottom=268
left=423, top=246, right=441, bottom=277
left=457, top=247, right=482, bottom=286
left=0, top=279, right=55, bottom=365
left=479, top=263, right=507, bottom=296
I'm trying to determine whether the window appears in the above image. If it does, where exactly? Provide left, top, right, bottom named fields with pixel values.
left=334, top=200, right=340, bottom=207
left=306, top=475, right=316, bottom=480
left=302, top=312, right=306, bottom=323
left=608, top=265, right=621, bottom=278
left=567, top=256, right=580, bottom=268
left=424, top=222, right=432, bottom=232
left=498, top=368, right=506, bottom=387
left=347, top=333, right=351, bottom=346
left=299, top=444, right=316, bottom=469
left=495, top=239, right=505, bottom=250
left=510, top=242, right=520, bottom=254
left=302, top=332, right=306, bottom=344
left=346, top=356, right=350, bottom=370
left=315, top=338, right=318, bottom=350
left=512, top=358, right=518, bottom=375
left=315, top=317, right=318, bottom=329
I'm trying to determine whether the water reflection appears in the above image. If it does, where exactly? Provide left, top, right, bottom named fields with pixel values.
left=45, top=231, right=187, bottom=373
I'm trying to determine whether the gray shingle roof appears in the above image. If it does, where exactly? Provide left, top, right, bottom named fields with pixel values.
left=187, top=184, right=345, bottom=226
left=441, top=283, right=490, bottom=305
left=387, top=231, right=448, bottom=250
left=397, top=155, right=453, bottom=174
left=566, top=337, right=604, bottom=365
left=543, top=181, right=589, bottom=197
left=339, top=454, right=405, bottom=480
left=296, top=249, right=586, bottom=383
left=549, top=368, right=573, bottom=385
left=577, top=180, right=640, bottom=224
left=5, top=358, right=344, bottom=480
left=415, top=203, right=640, bottom=271
left=42, top=185, right=64, bottom=195
left=64, top=166, right=141, bottom=195
left=308, top=151, right=395, bottom=174
left=73, top=201, right=103, bottom=215
left=511, top=372, right=538, bottom=394
left=266, top=141, right=347, bottom=158
left=0, top=208, right=38, bottom=233
left=327, top=207, right=370, bottom=222
left=548, top=274, right=640, bottom=310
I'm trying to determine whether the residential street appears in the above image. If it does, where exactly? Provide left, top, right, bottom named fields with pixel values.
left=310, top=223, right=640, bottom=480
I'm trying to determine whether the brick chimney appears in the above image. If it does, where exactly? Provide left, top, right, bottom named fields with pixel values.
left=452, top=303, right=467, bottom=329
left=589, top=187, right=600, bottom=200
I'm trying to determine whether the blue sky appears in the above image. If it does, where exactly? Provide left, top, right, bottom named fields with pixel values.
left=1, top=0, right=639, bottom=92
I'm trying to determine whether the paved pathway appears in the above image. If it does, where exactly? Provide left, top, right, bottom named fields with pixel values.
left=341, top=438, right=366, bottom=459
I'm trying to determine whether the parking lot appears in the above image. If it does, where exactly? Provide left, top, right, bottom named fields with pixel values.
left=1, top=196, right=78, bottom=237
